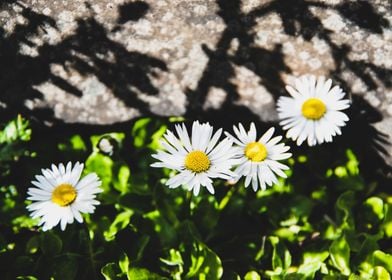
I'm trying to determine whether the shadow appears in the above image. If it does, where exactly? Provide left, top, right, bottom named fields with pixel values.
left=0, top=0, right=167, bottom=124
left=0, top=0, right=389, bottom=176
left=337, top=1, right=390, bottom=34
left=118, top=1, right=150, bottom=24
left=186, top=0, right=391, bottom=176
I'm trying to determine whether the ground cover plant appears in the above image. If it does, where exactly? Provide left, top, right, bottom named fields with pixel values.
left=1, top=108, right=392, bottom=279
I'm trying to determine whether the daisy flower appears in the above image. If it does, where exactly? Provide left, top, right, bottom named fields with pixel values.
left=226, top=123, right=291, bottom=191
left=26, top=162, right=102, bottom=231
left=277, top=75, right=351, bottom=146
left=151, top=121, right=238, bottom=196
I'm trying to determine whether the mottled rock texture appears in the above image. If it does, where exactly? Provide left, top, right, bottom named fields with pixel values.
left=0, top=0, right=391, bottom=168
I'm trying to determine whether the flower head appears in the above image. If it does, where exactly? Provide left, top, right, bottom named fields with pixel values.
left=151, top=121, right=238, bottom=196
left=26, top=162, right=102, bottom=231
left=226, top=123, right=291, bottom=191
left=277, top=75, right=351, bottom=146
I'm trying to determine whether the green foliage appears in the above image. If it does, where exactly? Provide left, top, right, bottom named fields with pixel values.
left=1, top=116, right=391, bottom=279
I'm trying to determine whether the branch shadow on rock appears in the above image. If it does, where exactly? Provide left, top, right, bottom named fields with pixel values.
left=0, top=0, right=167, bottom=124
left=186, top=0, right=391, bottom=179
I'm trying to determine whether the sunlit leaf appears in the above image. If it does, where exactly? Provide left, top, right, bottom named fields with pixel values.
left=297, top=250, right=329, bottom=279
left=119, top=253, right=130, bottom=274
left=104, top=211, right=133, bottom=241
left=373, top=266, right=391, bottom=280
left=373, top=251, right=392, bottom=273
left=128, top=267, right=166, bottom=280
left=244, top=271, right=261, bottom=280
left=269, top=236, right=292, bottom=272
left=364, top=197, right=384, bottom=220
left=329, top=235, right=351, bottom=275
left=101, top=263, right=121, bottom=280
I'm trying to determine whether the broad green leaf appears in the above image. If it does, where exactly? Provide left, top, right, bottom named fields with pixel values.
left=113, top=164, right=131, bottom=193
left=364, top=197, right=384, bottom=220
left=70, top=134, right=87, bottom=151
left=297, top=250, right=329, bottom=279
left=186, top=241, right=223, bottom=280
left=373, top=251, right=392, bottom=273
left=132, top=118, right=152, bottom=148
left=85, top=152, right=113, bottom=192
left=0, top=115, right=31, bottom=143
left=128, top=267, right=165, bottom=280
left=373, top=266, right=391, bottom=280
left=244, top=271, right=261, bottom=280
left=104, top=211, right=133, bottom=241
left=329, top=235, right=351, bottom=275
left=348, top=274, right=362, bottom=280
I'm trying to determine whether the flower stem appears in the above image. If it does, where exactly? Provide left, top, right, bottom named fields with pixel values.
left=84, top=224, right=98, bottom=280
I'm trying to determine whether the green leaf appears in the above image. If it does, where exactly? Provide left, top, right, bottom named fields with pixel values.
left=329, top=235, right=351, bottom=276
left=269, top=236, right=292, bottom=272
left=70, top=135, right=87, bottom=151
left=102, top=263, right=121, bottom=280
left=113, top=164, right=131, bottom=193
left=0, top=115, right=31, bottom=143
left=144, top=210, right=178, bottom=247
left=104, top=211, right=133, bottom=241
left=297, top=250, right=329, bottom=279
left=354, top=233, right=380, bottom=265
left=119, top=253, right=130, bottom=274
left=16, top=277, right=38, bottom=280
left=335, top=191, right=356, bottom=230
left=244, top=271, right=261, bottom=280
left=128, top=267, right=165, bottom=280
left=373, top=266, right=391, bottom=280
left=373, top=251, right=392, bottom=273
left=346, top=149, right=359, bottom=175
left=40, top=232, right=62, bottom=256
left=85, top=152, right=113, bottom=192
left=185, top=241, right=223, bottom=280
left=383, top=204, right=392, bottom=237
left=132, top=118, right=152, bottom=148
left=364, top=197, right=384, bottom=220
left=160, top=249, right=184, bottom=280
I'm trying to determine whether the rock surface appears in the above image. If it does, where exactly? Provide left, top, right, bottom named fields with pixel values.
left=0, top=0, right=391, bottom=164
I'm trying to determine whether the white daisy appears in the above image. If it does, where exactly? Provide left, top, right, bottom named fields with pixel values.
left=277, top=75, right=351, bottom=146
left=226, top=123, right=291, bottom=191
left=26, top=162, right=102, bottom=231
left=151, top=121, right=238, bottom=196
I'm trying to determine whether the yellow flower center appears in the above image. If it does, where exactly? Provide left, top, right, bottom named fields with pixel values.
left=245, top=142, right=268, bottom=162
left=52, top=184, right=77, bottom=207
left=301, top=98, right=327, bottom=120
left=184, top=150, right=211, bottom=173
